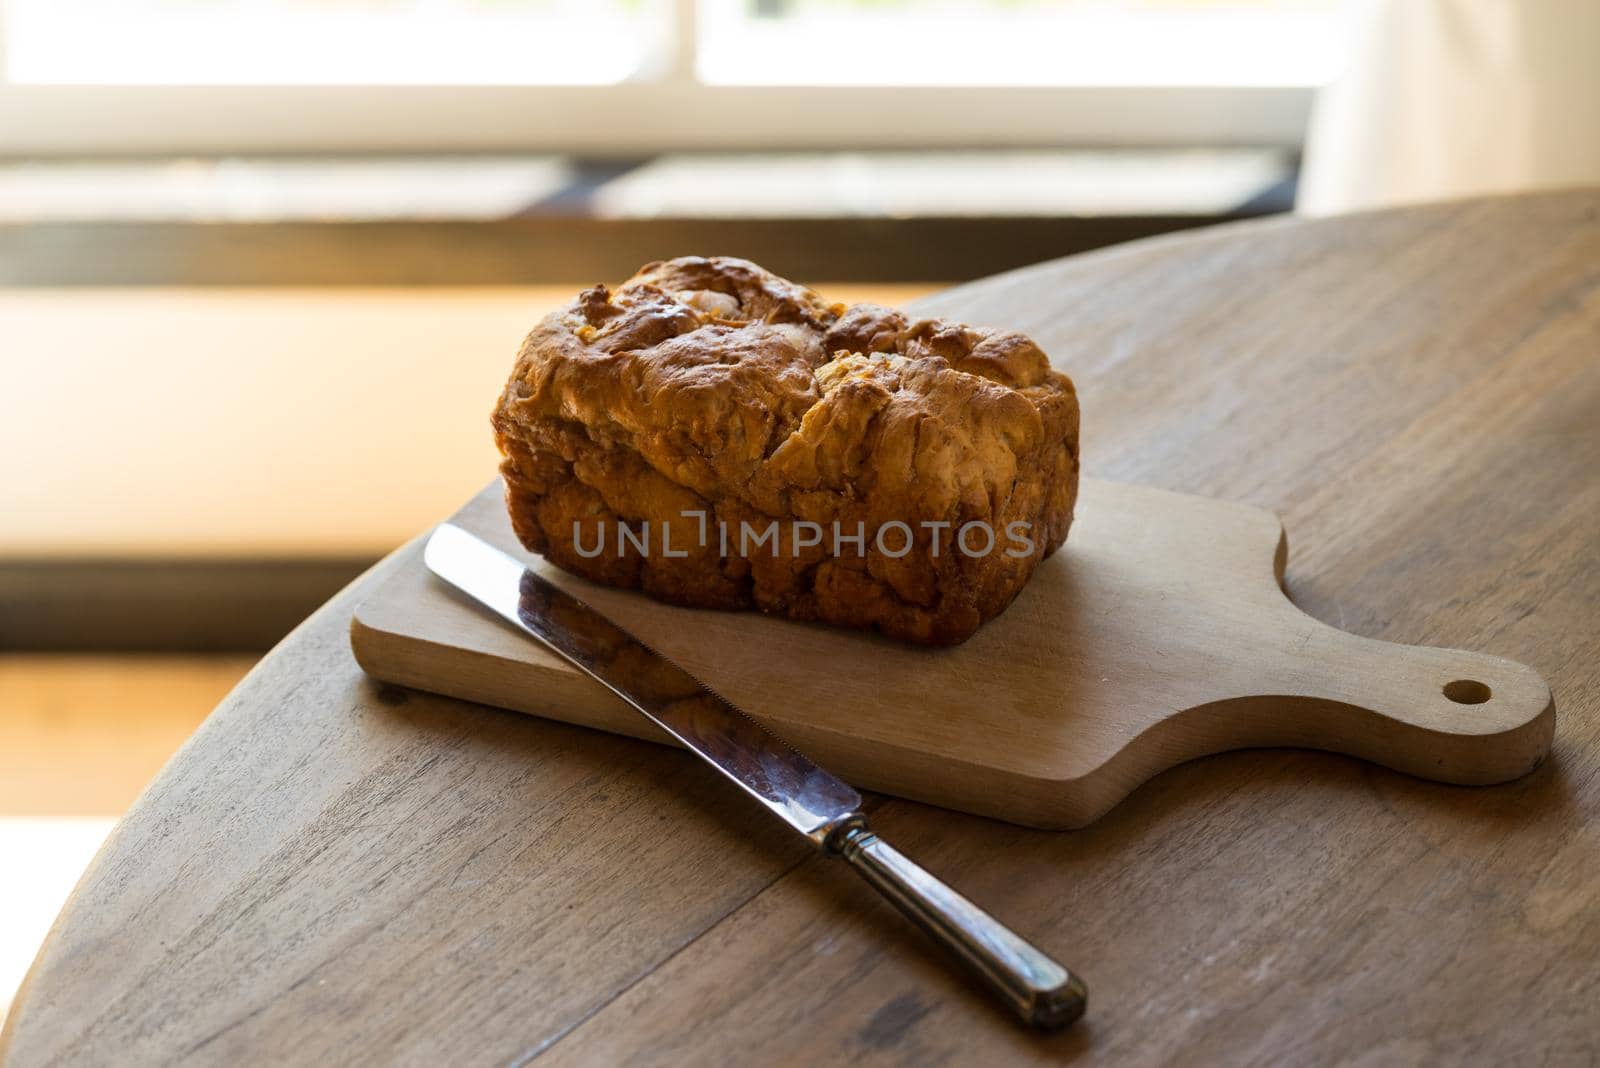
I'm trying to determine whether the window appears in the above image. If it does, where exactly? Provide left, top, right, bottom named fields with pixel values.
left=0, top=1, right=1350, bottom=154
left=2, top=0, right=672, bottom=85
left=697, top=0, right=1347, bottom=88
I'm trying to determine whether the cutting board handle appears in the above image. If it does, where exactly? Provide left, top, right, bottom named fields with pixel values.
left=1243, top=612, right=1555, bottom=786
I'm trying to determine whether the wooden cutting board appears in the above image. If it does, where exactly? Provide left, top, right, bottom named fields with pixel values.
left=350, top=476, right=1554, bottom=829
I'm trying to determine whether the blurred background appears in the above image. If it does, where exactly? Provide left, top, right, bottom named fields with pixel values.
left=2, top=0, right=1597, bottom=1025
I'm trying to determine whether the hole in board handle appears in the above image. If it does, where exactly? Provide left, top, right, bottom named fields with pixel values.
left=1443, top=679, right=1492, bottom=705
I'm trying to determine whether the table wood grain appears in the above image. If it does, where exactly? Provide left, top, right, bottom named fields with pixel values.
left=5, top=191, right=1598, bottom=1066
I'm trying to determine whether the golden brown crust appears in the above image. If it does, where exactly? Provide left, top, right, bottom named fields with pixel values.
left=491, top=256, right=1079, bottom=645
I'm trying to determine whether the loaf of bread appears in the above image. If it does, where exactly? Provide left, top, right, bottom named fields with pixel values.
left=491, top=257, right=1079, bottom=645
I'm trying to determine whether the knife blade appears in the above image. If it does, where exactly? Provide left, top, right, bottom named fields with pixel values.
left=424, top=522, right=1087, bottom=1030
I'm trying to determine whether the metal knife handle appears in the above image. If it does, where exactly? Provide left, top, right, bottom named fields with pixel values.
left=833, top=824, right=1086, bottom=1031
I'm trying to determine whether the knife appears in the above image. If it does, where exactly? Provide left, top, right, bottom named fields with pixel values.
left=424, top=522, right=1087, bottom=1030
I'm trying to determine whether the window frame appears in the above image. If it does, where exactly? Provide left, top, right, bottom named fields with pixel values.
left=0, top=83, right=1309, bottom=155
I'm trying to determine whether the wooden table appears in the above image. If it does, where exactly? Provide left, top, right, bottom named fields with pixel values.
left=5, top=192, right=1598, bottom=1066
